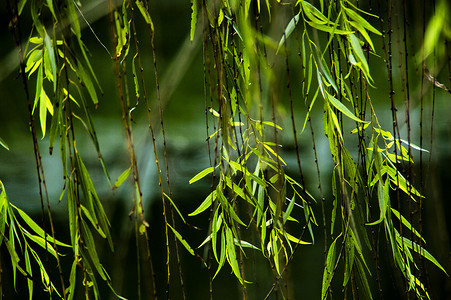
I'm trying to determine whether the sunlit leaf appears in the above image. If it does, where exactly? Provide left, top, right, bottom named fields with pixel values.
left=277, top=14, right=300, bottom=54
left=391, top=208, right=425, bottom=243
left=190, top=0, right=198, bottom=41
left=399, top=236, right=448, bottom=275
left=327, top=93, right=365, bottom=123
left=225, top=226, right=243, bottom=283
left=189, top=166, right=215, bottom=184
left=322, top=235, right=339, bottom=299
left=136, top=0, right=154, bottom=32
left=168, top=224, right=195, bottom=256
left=112, top=167, right=131, bottom=190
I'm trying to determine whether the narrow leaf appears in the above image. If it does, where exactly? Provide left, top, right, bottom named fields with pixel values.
left=189, top=167, right=215, bottom=184
left=136, top=0, right=154, bottom=32
left=327, top=94, right=365, bottom=123
left=189, top=190, right=216, bottom=216
left=112, top=167, right=131, bottom=190
left=277, top=14, right=300, bottom=54
left=168, top=224, right=195, bottom=256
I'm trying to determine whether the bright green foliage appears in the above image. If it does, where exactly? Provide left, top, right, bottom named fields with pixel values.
left=0, top=180, right=69, bottom=299
left=3, top=0, right=449, bottom=299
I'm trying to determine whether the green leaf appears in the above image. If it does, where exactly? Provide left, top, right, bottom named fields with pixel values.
left=322, top=235, right=339, bottom=299
left=0, top=136, right=9, bottom=150
left=25, top=248, right=33, bottom=300
left=391, top=208, right=425, bottom=243
left=283, top=194, right=296, bottom=224
left=190, top=0, right=198, bottom=41
left=81, top=220, right=107, bottom=281
left=189, top=190, right=216, bottom=216
left=136, top=0, right=154, bottom=32
left=386, top=166, right=423, bottom=199
left=233, top=238, right=260, bottom=250
left=367, top=179, right=390, bottom=225
left=283, top=231, right=311, bottom=245
left=225, top=226, right=243, bottom=283
left=400, top=236, right=448, bottom=275
left=189, top=166, right=215, bottom=184
left=355, top=256, right=373, bottom=300
left=164, top=192, right=187, bottom=224
left=66, top=0, right=81, bottom=38
left=213, top=229, right=226, bottom=279
left=43, top=31, right=56, bottom=92
left=277, top=14, right=300, bottom=54
left=348, top=33, right=372, bottom=80
left=132, top=56, right=140, bottom=99
left=343, top=232, right=355, bottom=286
left=22, top=230, right=58, bottom=259
left=80, top=205, right=106, bottom=238
left=18, top=0, right=28, bottom=15
left=112, top=167, right=131, bottom=190
left=12, top=204, right=71, bottom=248
left=168, top=224, right=195, bottom=256
left=228, top=161, right=266, bottom=187
left=327, top=94, right=365, bottom=123
left=76, top=63, right=99, bottom=106
left=211, top=209, right=222, bottom=261
left=67, top=260, right=77, bottom=300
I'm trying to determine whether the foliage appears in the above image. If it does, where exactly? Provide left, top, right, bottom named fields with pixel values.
left=3, top=0, right=450, bottom=299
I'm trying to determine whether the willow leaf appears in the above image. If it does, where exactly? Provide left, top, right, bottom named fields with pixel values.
left=77, top=63, right=98, bottom=106
left=228, top=161, right=266, bottom=187
left=0, top=137, right=9, bottom=151
left=80, top=205, right=106, bottom=239
left=113, top=167, right=131, bottom=190
left=164, top=192, right=186, bottom=224
left=283, top=194, right=296, bottom=224
left=283, top=231, right=311, bottom=245
left=136, top=0, right=154, bottom=32
left=386, top=167, right=423, bottom=199
left=400, top=237, right=447, bottom=275
left=271, top=231, right=280, bottom=274
left=306, top=20, right=350, bottom=35
left=343, top=232, right=355, bottom=286
left=348, top=33, right=371, bottom=80
left=322, top=235, right=339, bottom=299
left=211, top=209, right=222, bottom=261
left=224, top=176, right=249, bottom=203
left=189, top=166, right=215, bottom=184
left=13, top=204, right=70, bottom=247
left=132, top=55, right=140, bottom=99
left=355, top=256, right=373, bottom=300
left=331, top=171, right=337, bottom=234
left=67, top=260, right=77, bottom=300
left=39, top=89, right=53, bottom=138
left=225, top=226, right=243, bottom=283
left=391, top=208, right=425, bottom=243
left=22, top=230, right=58, bottom=259
left=168, top=224, right=195, bottom=256
left=367, top=179, right=390, bottom=225
left=327, top=94, right=365, bottom=123
left=43, top=31, right=56, bottom=92
left=66, top=0, right=80, bottom=38
left=189, top=190, right=216, bottom=216
left=190, top=0, right=198, bottom=41
left=81, top=220, right=107, bottom=281
left=24, top=248, right=33, bottom=300
left=67, top=181, right=77, bottom=249
left=277, top=14, right=300, bottom=54
left=344, top=6, right=381, bottom=35
left=213, top=229, right=226, bottom=279
left=234, top=238, right=259, bottom=250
